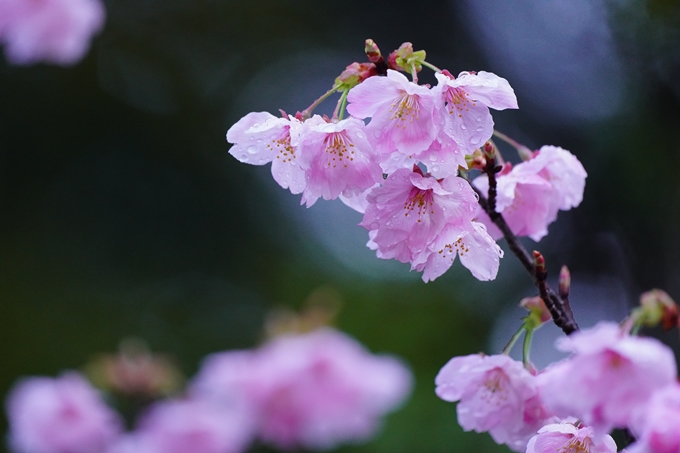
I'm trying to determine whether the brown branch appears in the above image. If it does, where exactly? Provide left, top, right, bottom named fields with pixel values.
left=475, top=155, right=579, bottom=335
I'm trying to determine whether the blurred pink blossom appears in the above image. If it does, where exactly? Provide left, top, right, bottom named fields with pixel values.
left=129, top=398, right=254, bottom=453
left=6, top=372, right=122, bottom=453
left=0, top=0, right=105, bottom=65
left=537, top=321, right=677, bottom=434
left=191, top=328, right=412, bottom=450
left=627, top=384, right=680, bottom=453
left=526, top=423, right=617, bottom=453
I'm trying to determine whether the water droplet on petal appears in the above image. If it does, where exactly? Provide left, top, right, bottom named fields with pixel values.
left=247, top=145, right=258, bottom=154
left=461, top=125, right=467, bottom=130
left=370, top=222, right=380, bottom=229
left=429, top=154, right=438, bottom=162
left=432, top=165, right=439, bottom=172
left=356, top=131, right=365, bottom=139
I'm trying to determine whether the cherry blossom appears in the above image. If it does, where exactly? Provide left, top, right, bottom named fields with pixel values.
left=473, top=146, right=587, bottom=242
left=435, top=354, right=554, bottom=451
left=526, top=423, right=617, bottom=453
left=627, top=384, right=680, bottom=453
left=130, top=398, right=254, bottom=453
left=191, top=328, right=412, bottom=451
left=0, top=0, right=105, bottom=65
left=347, top=69, right=437, bottom=156
left=433, top=71, right=517, bottom=154
left=537, top=321, right=677, bottom=434
left=226, top=111, right=306, bottom=195
left=6, top=373, right=122, bottom=453
left=295, top=116, right=383, bottom=207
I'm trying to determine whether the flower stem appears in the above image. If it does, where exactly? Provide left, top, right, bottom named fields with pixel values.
left=410, top=64, right=419, bottom=83
left=522, top=326, right=533, bottom=366
left=333, top=90, right=349, bottom=121
left=302, top=87, right=338, bottom=119
left=421, top=61, right=442, bottom=73
left=503, top=325, right=525, bottom=355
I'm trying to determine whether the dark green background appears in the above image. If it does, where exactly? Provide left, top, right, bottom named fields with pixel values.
left=1, top=1, right=679, bottom=452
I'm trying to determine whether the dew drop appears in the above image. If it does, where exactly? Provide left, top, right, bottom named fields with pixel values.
left=240, top=154, right=248, bottom=160
left=370, top=222, right=380, bottom=230
left=432, top=165, right=440, bottom=172
left=356, top=131, right=365, bottom=139
left=247, top=145, right=258, bottom=154
left=429, top=154, right=438, bottom=162
left=461, top=125, right=467, bottom=130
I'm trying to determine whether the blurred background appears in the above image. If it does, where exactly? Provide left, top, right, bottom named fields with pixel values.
left=1, top=0, right=680, bottom=451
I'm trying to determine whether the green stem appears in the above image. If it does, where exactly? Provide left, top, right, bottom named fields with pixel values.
left=302, top=87, right=338, bottom=119
left=502, top=325, right=526, bottom=355
left=333, top=90, right=349, bottom=121
left=421, top=61, right=442, bottom=73
left=522, top=327, right=534, bottom=367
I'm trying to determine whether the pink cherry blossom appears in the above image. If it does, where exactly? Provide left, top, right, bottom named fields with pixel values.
left=473, top=146, right=586, bottom=242
left=191, top=328, right=412, bottom=451
left=132, top=398, right=254, bottom=453
left=627, top=384, right=680, bottom=453
left=379, top=133, right=465, bottom=179
left=434, top=71, right=518, bottom=154
left=435, top=354, right=554, bottom=451
left=412, top=220, right=503, bottom=282
left=526, top=423, right=617, bottom=453
left=0, top=0, right=104, bottom=65
left=226, top=111, right=306, bottom=195
left=294, top=116, right=383, bottom=207
left=474, top=163, right=555, bottom=241
left=6, top=372, right=122, bottom=453
left=537, top=322, right=677, bottom=434
left=347, top=69, right=437, bottom=156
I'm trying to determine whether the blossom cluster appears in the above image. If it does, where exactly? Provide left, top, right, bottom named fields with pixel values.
left=0, top=0, right=104, bottom=65
left=435, top=321, right=680, bottom=453
left=226, top=42, right=587, bottom=282
left=4, top=328, right=412, bottom=453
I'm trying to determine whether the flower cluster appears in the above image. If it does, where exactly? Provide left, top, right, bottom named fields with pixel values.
left=5, top=328, right=412, bottom=453
left=0, top=0, right=104, bottom=65
left=435, top=321, right=680, bottom=453
left=226, top=41, right=586, bottom=282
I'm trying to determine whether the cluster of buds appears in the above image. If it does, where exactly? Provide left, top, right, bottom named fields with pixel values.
left=226, top=39, right=587, bottom=282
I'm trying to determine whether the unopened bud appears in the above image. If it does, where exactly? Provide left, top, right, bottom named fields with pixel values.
left=638, top=289, right=678, bottom=330
left=364, top=39, right=382, bottom=63
left=388, top=42, right=427, bottom=73
left=465, top=149, right=486, bottom=170
left=520, top=295, right=551, bottom=324
left=334, top=62, right=377, bottom=91
left=533, top=251, right=545, bottom=274
left=483, top=141, right=496, bottom=160
left=559, top=266, right=571, bottom=299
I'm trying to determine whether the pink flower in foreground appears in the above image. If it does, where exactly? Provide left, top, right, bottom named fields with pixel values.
left=191, top=328, right=412, bottom=451
left=295, top=116, right=383, bottom=207
left=626, top=384, right=680, bottom=453
left=0, top=0, right=104, bottom=65
left=227, top=111, right=306, bottom=195
left=132, top=398, right=254, bottom=453
left=347, top=69, right=437, bottom=156
left=473, top=146, right=587, bottom=242
left=434, top=70, right=517, bottom=154
left=6, top=372, right=122, bottom=453
left=526, top=423, right=617, bottom=453
left=435, top=354, right=554, bottom=451
left=537, top=321, right=677, bottom=434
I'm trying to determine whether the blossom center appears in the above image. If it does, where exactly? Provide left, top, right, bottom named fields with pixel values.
left=561, top=437, right=591, bottom=453
left=390, top=94, right=420, bottom=129
left=322, top=132, right=356, bottom=168
left=269, top=128, right=296, bottom=163
left=403, top=187, right=434, bottom=223
left=445, top=87, right=476, bottom=118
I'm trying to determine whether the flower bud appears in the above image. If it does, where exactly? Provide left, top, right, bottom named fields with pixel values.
left=559, top=265, right=571, bottom=299
left=364, top=39, right=382, bottom=63
left=637, top=289, right=678, bottom=330
left=334, top=62, right=377, bottom=90
left=387, top=42, right=426, bottom=73
left=520, top=295, right=551, bottom=325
